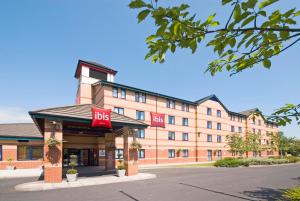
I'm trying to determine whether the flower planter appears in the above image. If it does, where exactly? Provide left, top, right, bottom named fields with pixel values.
left=6, top=166, right=15, bottom=170
left=66, top=173, right=78, bottom=182
left=116, top=169, right=126, bottom=177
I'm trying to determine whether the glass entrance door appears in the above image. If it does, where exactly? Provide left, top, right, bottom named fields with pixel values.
left=63, top=148, right=91, bottom=167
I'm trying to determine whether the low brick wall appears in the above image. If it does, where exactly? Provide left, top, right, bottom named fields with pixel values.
left=0, top=161, right=43, bottom=170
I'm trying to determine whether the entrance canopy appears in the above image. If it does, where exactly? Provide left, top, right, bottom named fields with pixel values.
left=29, top=104, right=148, bottom=135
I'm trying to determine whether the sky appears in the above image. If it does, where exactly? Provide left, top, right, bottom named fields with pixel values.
left=0, top=0, right=299, bottom=137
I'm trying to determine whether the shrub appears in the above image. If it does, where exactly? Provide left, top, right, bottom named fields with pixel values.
left=286, top=156, right=300, bottom=163
left=282, top=187, right=300, bottom=201
left=214, top=158, right=247, bottom=167
left=67, top=169, right=78, bottom=174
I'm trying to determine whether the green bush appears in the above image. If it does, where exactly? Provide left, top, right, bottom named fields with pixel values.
left=67, top=169, right=78, bottom=174
left=214, top=158, right=248, bottom=167
left=282, top=187, right=300, bottom=201
left=242, top=158, right=289, bottom=165
left=286, top=156, right=300, bottom=163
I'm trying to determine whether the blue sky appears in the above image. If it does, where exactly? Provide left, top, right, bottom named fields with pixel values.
left=0, top=0, right=299, bottom=137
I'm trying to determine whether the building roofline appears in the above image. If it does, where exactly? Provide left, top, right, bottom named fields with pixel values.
left=74, top=60, right=118, bottom=78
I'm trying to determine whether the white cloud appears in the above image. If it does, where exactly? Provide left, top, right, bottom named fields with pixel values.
left=0, top=107, right=32, bottom=123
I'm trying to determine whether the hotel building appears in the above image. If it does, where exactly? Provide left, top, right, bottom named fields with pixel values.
left=0, top=60, right=278, bottom=182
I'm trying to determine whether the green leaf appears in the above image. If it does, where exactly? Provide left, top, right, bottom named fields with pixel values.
left=234, top=4, right=241, bottom=20
left=263, top=59, right=271, bottom=68
left=259, top=0, right=278, bottom=9
left=247, top=0, right=258, bottom=9
left=222, top=0, right=233, bottom=5
left=229, top=38, right=236, bottom=48
left=280, top=31, right=289, bottom=39
left=241, top=16, right=255, bottom=27
left=129, top=0, right=146, bottom=9
left=145, top=35, right=157, bottom=43
left=137, top=9, right=150, bottom=23
left=258, top=10, right=267, bottom=17
left=295, top=11, right=300, bottom=16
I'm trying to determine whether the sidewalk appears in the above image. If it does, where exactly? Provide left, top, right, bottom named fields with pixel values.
left=0, top=168, right=43, bottom=179
left=15, top=173, right=156, bottom=191
left=139, top=162, right=215, bottom=169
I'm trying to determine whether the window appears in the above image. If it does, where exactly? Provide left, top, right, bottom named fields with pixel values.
left=217, top=110, right=221, bottom=117
left=112, top=87, right=118, bottom=98
left=167, top=99, right=175, bottom=109
left=182, top=133, right=189, bottom=141
left=182, top=149, right=189, bottom=158
left=120, top=88, right=126, bottom=99
left=231, top=126, right=235, bottom=132
left=252, top=119, right=256, bottom=124
left=258, top=120, right=261, bottom=126
left=217, top=150, right=222, bottom=160
left=141, top=93, right=146, bottom=103
left=207, top=121, right=212, bottom=129
left=114, top=107, right=124, bottom=115
left=135, top=92, right=139, bottom=102
left=168, top=116, right=175, bottom=125
left=252, top=128, right=256, bottom=133
left=115, top=149, right=124, bottom=159
left=137, top=129, right=145, bottom=138
left=217, top=123, right=221, bottom=130
left=258, top=129, right=261, bottom=134
left=182, top=118, right=188, bottom=126
left=230, top=115, right=235, bottom=121
left=168, top=149, right=175, bottom=158
left=217, top=135, right=222, bottom=143
left=138, top=149, right=145, bottom=159
left=238, top=127, right=242, bottom=133
left=182, top=103, right=189, bottom=112
left=207, top=108, right=212, bottom=115
left=0, top=145, right=2, bottom=161
left=136, top=111, right=145, bottom=120
left=207, top=150, right=212, bottom=161
left=168, top=131, right=175, bottom=140
left=207, top=134, right=212, bottom=142
left=17, top=145, right=43, bottom=161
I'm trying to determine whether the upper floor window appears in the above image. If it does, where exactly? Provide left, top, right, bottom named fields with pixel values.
left=167, top=99, right=175, bottom=109
left=258, top=120, right=261, bottom=126
left=182, top=118, right=189, bottom=126
left=136, top=111, right=145, bottom=121
left=182, top=133, right=189, bottom=141
left=230, top=115, right=236, bottom=121
left=231, top=126, right=235, bottom=132
left=252, top=119, right=256, bottom=124
left=217, top=123, right=221, bottom=130
left=258, top=129, right=261, bottom=134
left=182, top=149, right=189, bottom=158
left=207, top=134, right=212, bottom=142
left=217, top=135, right=222, bottom=143
left=120, top=88, right=126, bottom=99
left=252, top=128, right=256, bottom=133
left=168, top=131, right=175, bottom=140
left=138, top=149, right=145, bottom=159
left=137, top=129, right=145, bottom=138
left=135, top=92, right=146, bottom=103
left=217, top=110, right=221, bottom=117
left=207, top=121, right=212, bottom=129
left=207, top=108, right=212, bottom=115
left=182, top=103, right=189, bottom=112
left=238, top=117, right=242, bottom=122
left=238, top=127, right=242, bottom=133
left=168, top=116, right=175, bottom=125
left=114, top=107, right=124, bottom=115
left=112, top=87, right=118, bottom=98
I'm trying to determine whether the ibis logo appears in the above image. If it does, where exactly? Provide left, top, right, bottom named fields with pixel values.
left=150, top=112, right=165, bottom=128
left=91, top=107, right=112, bottom=128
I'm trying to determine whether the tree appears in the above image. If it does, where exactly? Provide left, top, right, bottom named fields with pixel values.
left=270, top=131, right=294, bottom=156
left=129, top=0, right=300, bottom=126
left=226, top=133, right=245, bottom=156
left=288, top=138, right=300, bottom=156
left=245, top=132, right=263, bottom=157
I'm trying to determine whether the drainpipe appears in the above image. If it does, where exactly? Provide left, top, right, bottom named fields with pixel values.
left=155, top=95, right=158, bottom=164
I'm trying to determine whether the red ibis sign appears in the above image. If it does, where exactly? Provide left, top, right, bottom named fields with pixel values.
left=150, top=112, right=165, bottom=127
left=91, top=107, right=112, bottom=128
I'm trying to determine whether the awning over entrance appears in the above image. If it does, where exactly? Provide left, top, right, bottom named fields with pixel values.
left=29, top=104, right=148, bottom=133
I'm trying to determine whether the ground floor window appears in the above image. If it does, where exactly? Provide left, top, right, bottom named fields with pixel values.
left=115, top=149, right=124, bottom=159
left=168, top=149, right=175, bottom=158
left=0, top=145, right=2, bottom=161
left=138, top=149, right=145, bottom=159
left=217, top=150, right=222, bottom=160
left=182, top=149, right=189, bottom=158
left=207, top=150, right=212, bottom=161
left=17, top=145, right=43, bottom=161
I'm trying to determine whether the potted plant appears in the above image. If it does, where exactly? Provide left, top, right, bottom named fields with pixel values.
left=6, top=158, right=15, bottom=170
left=47, top=136, right=60, bottom=147
left=66, top=155, right=78, bottom=182
left=130, top=141, right=142, bottom=150
left=176, top=149, right=181, bottom=157
left=116, top=159, right=126, bottom=177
